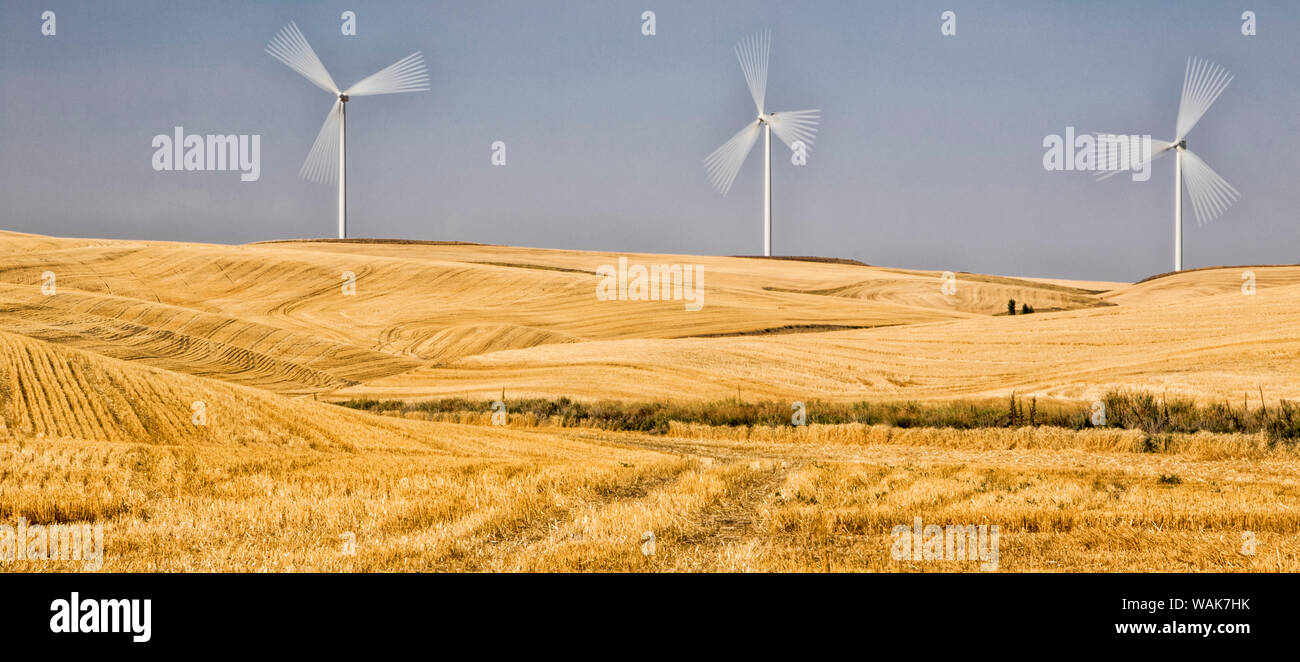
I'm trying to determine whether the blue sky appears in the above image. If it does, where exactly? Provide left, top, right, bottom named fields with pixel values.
left=2, top=0, right=1298, bottom=280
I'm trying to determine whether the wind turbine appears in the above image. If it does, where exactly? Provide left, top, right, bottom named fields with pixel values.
left=266, top=22, right=429, bottom=239
left=1098, top=57, right=1239, bottom=272
left=704, top=31, right=820, bottom=257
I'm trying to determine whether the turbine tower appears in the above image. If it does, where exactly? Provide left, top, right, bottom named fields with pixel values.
left=704, top=31, right=820, bottom=257
left=267, top=22, right=429, bottom=239
left=1098, top=57, right=1239, bottom=272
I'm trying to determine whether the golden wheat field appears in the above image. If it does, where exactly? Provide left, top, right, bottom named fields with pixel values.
left=2, top=229, right=1298, bottom=572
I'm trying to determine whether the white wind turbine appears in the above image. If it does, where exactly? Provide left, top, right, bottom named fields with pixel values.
left=1098, top=57, right=1239, bottom=272
left=267, top=22, right=429, bottom=239
left=704, top=31, right=820, bottom=257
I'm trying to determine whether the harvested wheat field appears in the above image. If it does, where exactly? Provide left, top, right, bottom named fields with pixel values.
left=2, top=230, right=1298, bottom=572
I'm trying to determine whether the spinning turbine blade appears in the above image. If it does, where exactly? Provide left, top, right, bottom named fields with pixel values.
left=1091, top=58, right=1239, bottom=271
left=1093, top=137, right=1173, bottom=181
left=705, top=30, right=820, bottom=257
left=300, top=101, right=342, bottom=185
left=266, top=22, right=338, bottom=94
left=735, top=31, right=770, bottom=115
left=266, top=20, right=431, bottom=238
left=1180, top=149, right=1239, bottom=226
left=704, top=120, right=762, bottom=197
left=1174, top=57, right=1232, bottom=143
left=347, top=52, right=431, bottom=96
left=767, top=109, right=821, bottom=152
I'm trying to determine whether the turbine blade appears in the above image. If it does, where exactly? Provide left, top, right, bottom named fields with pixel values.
left=735, top=31, right=770, bottom=115
left=1174, top=57, right=1232, bottom=143
left=703, top=120, right=762, bottom=197
left=266, top=22, right=338, bottom=94
left=767, top=109, right=821, bottom=152
left=347, top=52, right=430, bottom=96
left=1180, top=148, right=1239, bottom=226
left=300, top=101, right=342, bottom=185
left=1093, top=136, right=1173, bottom=181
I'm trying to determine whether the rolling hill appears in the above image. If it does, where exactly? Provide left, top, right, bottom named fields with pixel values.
left=4, top=231, right=1295, bottom=407
left=3, top=231, right=1298, bottom=572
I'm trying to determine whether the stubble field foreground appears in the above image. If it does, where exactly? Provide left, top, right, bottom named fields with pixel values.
left=1, top=230, right=1298, bottom=572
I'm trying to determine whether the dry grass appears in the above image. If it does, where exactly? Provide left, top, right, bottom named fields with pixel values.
left=3, top=421, right=1297, bottom=572
left=2, top=231, right=1298, bottom=572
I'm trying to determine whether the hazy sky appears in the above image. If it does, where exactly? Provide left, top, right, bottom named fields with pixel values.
left=2, top=0, right=1298, bottom=281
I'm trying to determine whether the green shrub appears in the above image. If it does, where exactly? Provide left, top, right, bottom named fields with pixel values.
left=335, top=390, right=1300, bottom=440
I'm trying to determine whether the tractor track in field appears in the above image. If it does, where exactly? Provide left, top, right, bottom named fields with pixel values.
left=672, top=461, right=790, bottom=554
left=433, top=462, right=698, bottom=571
